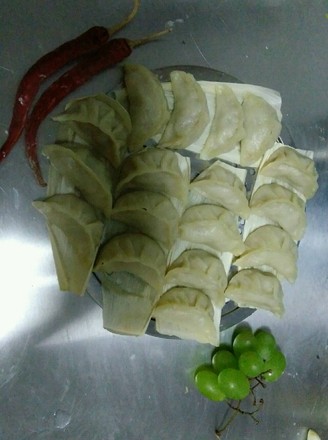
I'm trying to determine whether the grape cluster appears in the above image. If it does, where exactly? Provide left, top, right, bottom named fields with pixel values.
left=194, top=327, right=286, bottom=402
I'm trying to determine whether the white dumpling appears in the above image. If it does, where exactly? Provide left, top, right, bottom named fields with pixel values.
left=153, top=287, right=219, bottom=345
left=164, top=249, right=227, bottom=307
left=94, top=233, right=166, bottom=292
left=111, top=191, right=180, bottom=251
left=234, top=225, right=298, bottom=282
left=260, top=146, right=318, bottom=199
left=241, top=93, right=282, bottom=166
left=200, top=84, right=245, bottom=159
left=101, top=271, right=158, bottom=336
left=225, top=268, right=284, bottom=317
left=33, top=194, right=104, bottom=295
left=158, top=71, right=210, bottom=149
left=179, top=205, right=245, bottom=256
left=250, top=183, right=306, bottom=241
left=124, top=64, right=170, bottom=151
left=190, top=160, right=250, bottom=218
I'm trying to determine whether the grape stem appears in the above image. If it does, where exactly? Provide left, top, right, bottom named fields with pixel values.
left=215, top=400, right=241, bottom=439
left=215, top=395, right=265, bottom=438
left=227, top=399, right=264, bottom=424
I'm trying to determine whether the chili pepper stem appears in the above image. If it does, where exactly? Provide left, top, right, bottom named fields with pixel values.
left=107, top=0, right=140, bottom=35
left=128, top=28, right=172, bottom=49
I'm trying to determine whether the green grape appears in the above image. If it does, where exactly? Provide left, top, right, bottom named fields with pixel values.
left=217, top=368, right=250, bottom=400
left=212, top=350, right=238, bottom=373
left=233, top=329, right=257, bottom=357
left=262, top=350, right=286, bottom=382
left=255, top=329, right=277, bottom=360
left=194, top=368, right=226, bottom=401
left=238, top=350, right=265, bottom=378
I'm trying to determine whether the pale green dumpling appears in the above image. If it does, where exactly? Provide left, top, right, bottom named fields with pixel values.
left=116, top=148, right=190, bottom=212
left=101, top=271, right=158, bottom=336
left=124, top=64, right=170, bottom=151
left=225, top=269, right=284, bottom=317
left=43, top=143, right=113, bottom=218
left=94, top=233, right=166, bottom=292
left=33, top=194, right=104, bottom=295
left=153, top=287, right=219, bottom=345
left=111, top=191, right=179, bottom=251
left=53, top=94, right=131, bottom=167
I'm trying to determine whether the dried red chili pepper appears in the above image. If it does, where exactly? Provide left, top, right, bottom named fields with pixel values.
left=0, top=0, right=140, bottom=162
left=25, top=29, right=170, bottom=186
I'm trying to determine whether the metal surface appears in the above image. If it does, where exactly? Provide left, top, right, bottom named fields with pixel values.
left=0, top=1, right=328, bottom=439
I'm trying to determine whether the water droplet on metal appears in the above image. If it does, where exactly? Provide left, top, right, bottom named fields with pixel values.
left=53, top=409, right=71, bottom=429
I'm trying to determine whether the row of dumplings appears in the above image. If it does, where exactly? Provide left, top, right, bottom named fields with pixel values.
left=94, top=148, right=245, bottom=344
left=33, top=65, right=318, bottom=345
left=34, top=138, right=317, bottom=345
left=121, top=64, right=283, bottom=168
left=226, top=142, right=318, bottom=319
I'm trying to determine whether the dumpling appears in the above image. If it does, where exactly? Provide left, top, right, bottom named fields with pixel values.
left=111, top=191, right=180, bottom=251
left=53, top=94, right=131, bottom=167
left=33, top=194, right=104, bottom=295
left=260, top=146, right=318, bottom=199
left=241, top=93, right=282, bottom=166
left=234, top=225, right=298, bottom=282
left=43, top=143, right=113, bottom=218
left=250, top=183, right=306, bottom=241
left=225, top=269, right=284, bottom=317
left=190, top=160, right=250, bottom=218
left=101, top=271, right=158, bottom=336
left=164, top=249, right=227, bottom=306
left=153, top=287, right=219, bottom=345
left=124, top=64, right=170, bottom=151
left=116, top=148, right=190, bottom=211
left=200, top=84, right=245, bottom=159
left=158, top=71, right=210, bottom=149
left=178, top=205, right=245, bottom=256
left=94, top=233, right=166, bottom=292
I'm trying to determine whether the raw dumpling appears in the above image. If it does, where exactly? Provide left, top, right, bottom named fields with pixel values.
left=43, top=143, right=113, bottom=218
left=250, top=183, right=306, bottom=241
left=53, top=94, right=131, bottom=167
left=158, top=71, right=210, bottom=149
left=164, top=249, right=227, bottom=306
left=179, top=205, right=245, bottom=256
left=94, top=233, right=166, bottom=292
left=111, top=191, right=180, bottom=251
left=225, top=268, right=284, bottom=317
left=260, top=145, right=318, bottom=199
left=241, top=93, right=282, bottom=166
left=116, top=148, right=190, bottom=210
left=124, top=64, right=170, bottom=151
left=200, top=84, right=245, bottom=159
left=190, top=160, right=250, bottom=218
left=101, top=271, right=158, bottom=336
left=234, top=225, right=298, bottom=282
left=153, top=287, right=219, bottom=345
left=33, top=194, right=104, bottom=295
